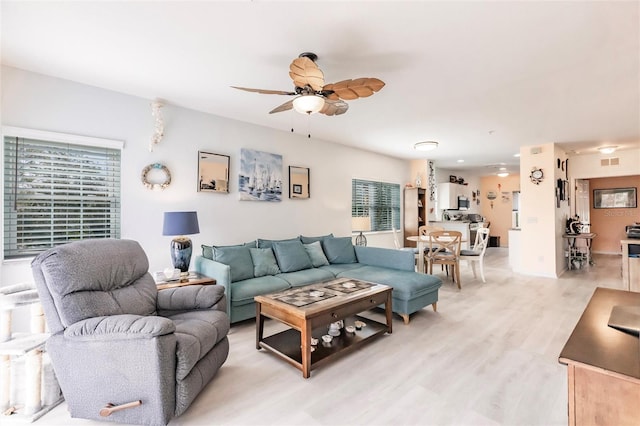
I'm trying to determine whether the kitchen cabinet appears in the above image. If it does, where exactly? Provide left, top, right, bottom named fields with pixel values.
left=437, top=183, right=457, bottom=210
left=438, top=183, right=469, bottom=210
left=404, top=187, right=426, bottom=248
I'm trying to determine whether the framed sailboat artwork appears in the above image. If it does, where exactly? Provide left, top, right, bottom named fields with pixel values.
left=239, top=148, right=283, bottom=202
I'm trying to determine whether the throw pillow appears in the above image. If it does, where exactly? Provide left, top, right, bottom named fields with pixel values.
left=212, top=246, right=254, bottom=282
left=304, top=241, right=329, bottom=267
left=202, top=240, right=256, bottom=259
left=202, top=244, right=214, bottom=260
left=257, top=237, right=299, bottom=249
left=249, top=248, right=281, bottom=277
left=322, top=237, right=357, bottom=264
left=272, top=240, right=313, bottom=273
left=299, top=234, right=334, bottom=244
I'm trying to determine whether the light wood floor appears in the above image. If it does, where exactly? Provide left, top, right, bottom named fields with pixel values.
left=12, top=249, right=627, bottom=425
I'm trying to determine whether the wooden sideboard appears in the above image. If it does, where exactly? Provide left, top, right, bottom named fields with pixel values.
left=559, top=287, right=640, bottom=425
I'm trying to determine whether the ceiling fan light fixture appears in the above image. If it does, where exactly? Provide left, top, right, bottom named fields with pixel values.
left=598, top=146, right=617, bottom=154
left=414, top=141, right=439, bottom=152
left=292, top=95, right=325, bottom=115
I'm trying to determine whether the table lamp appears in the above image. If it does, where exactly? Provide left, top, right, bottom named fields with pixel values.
left=351, top=216, right=371, bottom=246
left=162, top=211, right=200, bottom=276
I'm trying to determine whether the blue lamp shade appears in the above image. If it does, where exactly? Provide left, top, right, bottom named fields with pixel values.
left=162, top=211, right=200, bottom=236
left=162, top=211, right=200, bottom=273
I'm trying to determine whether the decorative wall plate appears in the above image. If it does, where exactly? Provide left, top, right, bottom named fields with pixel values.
left=530, top=168, right=543, bottom=185
left=141, top=163, right=171, bottom=190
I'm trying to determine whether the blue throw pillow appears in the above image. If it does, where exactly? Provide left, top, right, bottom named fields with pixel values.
left=304, top=241, right=329, bottom=267
left=272, top=240, right=313, bottom=272
left=202, top=240, right=256, bottom=259
left=322, top=237, right=357, bottom=264
left=249, top=248, right=281, bottom=277
left=299, top=234, right=334, bottom=244
left=212, top=246, right=254, bottom=282
left=257, top=237, right=299, bottom=249
left=201, top=244, right=214, bottom=260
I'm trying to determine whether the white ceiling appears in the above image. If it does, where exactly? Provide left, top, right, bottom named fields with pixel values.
left=2, top=1, right=639, bottom=175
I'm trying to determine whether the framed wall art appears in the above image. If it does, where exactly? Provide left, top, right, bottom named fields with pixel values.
left=239, top=148, right=282, bottom=202
left=198, top=151, right=229, bottom=193
left=593, top=187, right=637, bottom=209
left=289, top=166, right=310, bottom=199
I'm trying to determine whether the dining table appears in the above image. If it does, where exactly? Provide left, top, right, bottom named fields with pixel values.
left=406, top=235, right=467, bottom=273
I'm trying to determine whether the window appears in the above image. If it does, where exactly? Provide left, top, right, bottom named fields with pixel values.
left=3, top=127, right=123, bottom=259
left=351, top=179, right=400, bottom=232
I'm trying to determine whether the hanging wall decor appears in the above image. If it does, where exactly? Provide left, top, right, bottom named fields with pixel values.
left=198, top=151, right=230, bottom=193
left=428, top=160, right=436, bottom=201
left=289, top=166, right=310, bottom=199
left=239, top=148, right=283, bottom=202
left=141, top=163, right=171, bottom=190
left=149, top=99, right=164, bottom=152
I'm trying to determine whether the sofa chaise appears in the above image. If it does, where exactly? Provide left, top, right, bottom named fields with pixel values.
left=195, top=235, right=442, bottom=324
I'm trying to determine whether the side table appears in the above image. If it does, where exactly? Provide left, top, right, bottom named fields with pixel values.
left=155, top=272, right=216, bottom=290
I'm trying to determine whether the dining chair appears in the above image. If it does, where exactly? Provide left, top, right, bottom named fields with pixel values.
left=419, top=225, right=445, bottom=272
left=459, top=227, right=490, bottom=283
left=418, top=225, right=444, bottom=237
left=426, top=230, right=462, bottom=289
left=392, top=227, right=421, bottom=269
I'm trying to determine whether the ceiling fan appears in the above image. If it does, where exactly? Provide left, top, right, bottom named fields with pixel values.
left=232, top=52, right=385, bottom=116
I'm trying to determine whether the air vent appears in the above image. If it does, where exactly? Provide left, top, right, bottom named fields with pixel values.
left=600, top=157, right=620, bottom=166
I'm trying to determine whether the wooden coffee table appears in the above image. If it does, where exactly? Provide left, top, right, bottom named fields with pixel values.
left=255, top=277, right=392, bottom=378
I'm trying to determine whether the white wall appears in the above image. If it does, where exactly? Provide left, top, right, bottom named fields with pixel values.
left=518, top=143, right=560, bottom=277
left=569, top=147, right=640, bottom=181
left=1, top=66, right=409, bottom=298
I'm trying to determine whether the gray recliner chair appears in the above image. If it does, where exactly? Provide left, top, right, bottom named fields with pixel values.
left=31, top=239, right=230, bottom=425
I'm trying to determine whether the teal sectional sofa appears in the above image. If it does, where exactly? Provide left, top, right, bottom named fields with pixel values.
left=194, top=235, right=442, bottom=324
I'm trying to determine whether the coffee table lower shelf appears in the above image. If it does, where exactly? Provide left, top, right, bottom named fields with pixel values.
left=259, top=315, right=387, bottom=373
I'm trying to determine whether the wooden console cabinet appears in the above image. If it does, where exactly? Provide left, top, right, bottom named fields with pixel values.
left=559, top=288, right=640, bottom=425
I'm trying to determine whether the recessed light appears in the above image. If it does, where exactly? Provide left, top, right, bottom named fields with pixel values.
left=497, top=172, right=509, bottom=177
left=598, top=146, right=617, bottom=154
left=414, top=141, right=439, bottom=151
left=513, top=153, right=520, bottom=157
left=457, top=159, right=465, bottom=163
left=499, top=167, right=507, bottom=171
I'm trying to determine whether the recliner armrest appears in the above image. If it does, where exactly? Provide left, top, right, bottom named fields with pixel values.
left=64, top=314, right=176, bottom=341
left=157, top=284, right=226, bottom=312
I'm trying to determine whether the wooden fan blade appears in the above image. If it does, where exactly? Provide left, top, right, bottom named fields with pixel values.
left=289, top=57, right=325, bottom=92
left=323, top=78, right=385, bottom=100
left=232, top=86, right=296, bottom=95
left=269, top=99, right=294, bottom=114
left=319, top=99, right=349, bottom=116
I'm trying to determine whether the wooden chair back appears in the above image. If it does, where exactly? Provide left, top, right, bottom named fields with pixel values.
left=419, top=225, right=444, bottom=236
left=428, top=230, right=462, bottom=259
left=391, top=227, right=402, bottom=250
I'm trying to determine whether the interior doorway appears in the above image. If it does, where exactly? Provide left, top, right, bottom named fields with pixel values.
left=575, top=179, right=591, bottom=232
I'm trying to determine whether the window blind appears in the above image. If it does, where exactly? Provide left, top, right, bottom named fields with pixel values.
left=351, top=179, right=400, bottom=231
left=3, top=136, right=121, bottom=259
